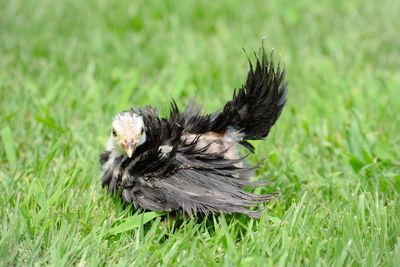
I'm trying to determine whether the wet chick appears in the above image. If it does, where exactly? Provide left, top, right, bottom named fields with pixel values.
left=100, top=45, right=287, bottom=218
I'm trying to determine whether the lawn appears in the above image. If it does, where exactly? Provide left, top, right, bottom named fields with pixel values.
left=1, top=0, right=399, bottom=266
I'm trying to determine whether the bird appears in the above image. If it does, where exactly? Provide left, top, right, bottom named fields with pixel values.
left=100, top=45, right=287, bottom=218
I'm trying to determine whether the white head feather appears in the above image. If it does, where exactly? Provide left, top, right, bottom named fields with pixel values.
left=106, top=112, right=146, bottom=158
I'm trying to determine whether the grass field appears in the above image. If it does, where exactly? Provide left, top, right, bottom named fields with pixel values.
left=1, top=0, right=400, bottom=266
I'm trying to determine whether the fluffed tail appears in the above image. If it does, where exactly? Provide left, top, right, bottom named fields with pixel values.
left=168, top=44, right=288, bottom=152
left=211, top=46, right=288, bottom=141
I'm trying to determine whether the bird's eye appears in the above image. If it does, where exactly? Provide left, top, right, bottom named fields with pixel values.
left=112, top=128, right=117, bottom=137
left=140, top=127, right=144, bottom=135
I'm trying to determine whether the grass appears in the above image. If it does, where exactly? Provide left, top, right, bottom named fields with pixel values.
left=1, top=0, right=399, bottom=266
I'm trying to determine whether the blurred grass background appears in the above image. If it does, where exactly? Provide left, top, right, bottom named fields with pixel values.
left=0, top=0, right=399, bottom=266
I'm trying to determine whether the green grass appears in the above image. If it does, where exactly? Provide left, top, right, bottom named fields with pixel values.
left=1, top=0, right=400, bottom=266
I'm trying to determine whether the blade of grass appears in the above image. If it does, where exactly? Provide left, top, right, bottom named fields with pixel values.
left=1, top=126, right=17, bottom=171
left=107, top=212, right=165, bottom=236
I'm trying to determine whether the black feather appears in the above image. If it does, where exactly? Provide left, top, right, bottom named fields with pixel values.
left=214, top=47, right=287, bottom=139
left=170, top=45, right=287, bottom=144
left=99, top=151, right=111, bottom=165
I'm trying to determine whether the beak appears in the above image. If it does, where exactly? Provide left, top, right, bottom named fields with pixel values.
left=124, top=142, right=135, bottom=158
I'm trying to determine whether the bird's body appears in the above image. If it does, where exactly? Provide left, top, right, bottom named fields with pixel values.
left=100, top=46, right=287, bottom=218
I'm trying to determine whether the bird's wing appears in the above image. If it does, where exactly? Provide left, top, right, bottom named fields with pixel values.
left=112, top=139, right=272, bottom=218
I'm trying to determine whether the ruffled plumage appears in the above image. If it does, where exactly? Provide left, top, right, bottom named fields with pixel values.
left=100, top=45, right=288, bottom=218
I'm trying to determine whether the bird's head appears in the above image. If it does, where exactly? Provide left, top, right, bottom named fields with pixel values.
left=108, top=111, right=147, bottom=158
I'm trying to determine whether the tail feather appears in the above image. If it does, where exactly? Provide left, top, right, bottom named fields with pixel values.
left=211, top=46, right=288, bottom=140
left=168, top=44, right=287, bottom=148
